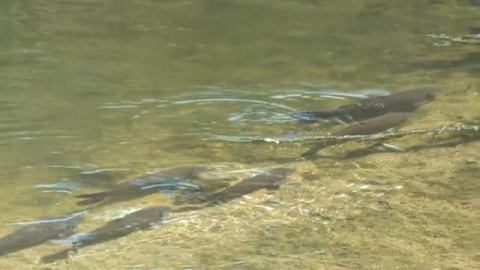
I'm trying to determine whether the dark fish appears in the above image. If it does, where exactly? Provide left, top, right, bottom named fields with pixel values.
left=209, top=167, right=295, bottom=202
left=41, top=206, right=170, bottom=263
left=469, top=27, right=480, bottom=35
left=333, top=112, right=413, bottom=136
left=292, top=87, right=441, bottom=122
left=0, top=211, right=85, bottom=257
left=75, top=166, right=207, bottom=206
left=300, top=112, right=413, bottom=158
left=174, top=168, right=295, bottom=210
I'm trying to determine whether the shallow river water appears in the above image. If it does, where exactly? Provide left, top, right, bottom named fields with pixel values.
left=0, top=0, right=479, bottom=269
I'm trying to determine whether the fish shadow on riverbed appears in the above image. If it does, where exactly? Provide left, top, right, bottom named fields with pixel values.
left=223, top=123, right=479, bottom=165
left=338, top=132, right=480, bottom=160
left=270, top=129, right=479, bottom=163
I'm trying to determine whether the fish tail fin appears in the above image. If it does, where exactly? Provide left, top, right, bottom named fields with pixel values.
left=300, top=142, right=330, bottom=159
left=291, top=111, right=335, bottom=121
left=74, top=192, right=108, bottom=206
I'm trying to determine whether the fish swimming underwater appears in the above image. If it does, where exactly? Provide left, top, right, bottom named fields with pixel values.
left=0, top=211, right=85, bottom=257
left=292, top=87, right=441, bottom=123
left=469, top=26, right=480, bottom=35
left=75, top=166, right=207, bottom=206
left=207, top=167, right=295, bottom=204
left=333, top=112, right=413, bottom=136
left=300, top=112, right=413, bottom=158
left=174, top=167, right=295, bottom=210
left=41, top=206, right=170, bottom=263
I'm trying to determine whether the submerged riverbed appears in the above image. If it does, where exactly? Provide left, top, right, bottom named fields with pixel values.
left=0, top=0, right=478, bottom=269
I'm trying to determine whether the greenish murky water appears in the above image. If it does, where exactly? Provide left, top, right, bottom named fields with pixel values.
left=0, top=0, right=479, bottom=269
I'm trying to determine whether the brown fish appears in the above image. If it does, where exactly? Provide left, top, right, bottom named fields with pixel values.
left=333, top=112, right=413, bottom=136
left=0, top=211, right=85, bottom=257
left=300, top=112, right=413, bottom=158
left=469, top=26, right=480, bottom=35
left=210, top=167, right=295, bottom=202
left=75, top=166, right=207, bottom=206
left=174, top=168, right=295, bottom=210
left=41, top=206, right=170, bottom=263
left=292, top=87, right=440, bottom=122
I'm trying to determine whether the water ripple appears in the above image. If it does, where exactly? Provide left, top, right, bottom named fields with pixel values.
left=173, top=98, right=296, bottom=111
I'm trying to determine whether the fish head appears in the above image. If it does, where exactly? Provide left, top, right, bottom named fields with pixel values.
left=63, top=232, right=97, bottom=245
left=263, top=167, right=296, bottom=187
left=143, top=206, right=171, bottom=220
left=411, top=87, right=442, bottom=106
left=113, top=206, right=171, bottom=231
left=54, top=211, right=87, bottom=237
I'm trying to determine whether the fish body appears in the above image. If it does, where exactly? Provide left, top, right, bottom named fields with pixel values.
left=75, top=206, right=170, bottom=247
left=209, top=167, right=295, bottom=203
left=174, top=168, right=295, bottom=209
left=300, top=112, right=413, bottom=158
left=41, top=206, right=170, bottom=263
left=0, top=212, right=85, bottom=257
left=292, top=87, right=441, bottom=122
left=469, top=27, right=480, bottom=35
left=334, top=112, right=413, bottom=136
left=75, top=166, right=207, bottom=205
